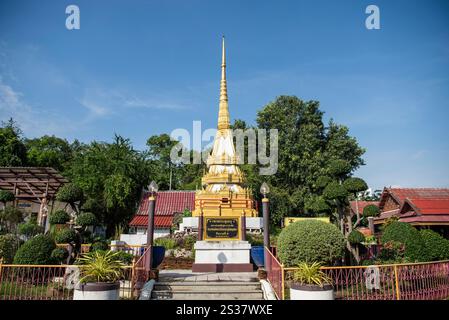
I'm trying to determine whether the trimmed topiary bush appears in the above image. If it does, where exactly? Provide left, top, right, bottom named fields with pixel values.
left=48, top=210, right=70, bottom=225
left=0, top=234, right=20, bottom=263
left=343, top=177, right=368, bottom=194
left=348, top=230, right=365, bottom=244
left=76, top=212, right=97, bottom=227
left=381, top=222, right=429, bottom=262
left=323, top=181, right=349, bottom=201
left=90, top=240, right=109, bottom=252
left=51, top=247, right=69, bottom=263
left=54, top=228, right=78, bottom=244
left=56, top=183, right=83, bottom=204
left=13, top=235, right=56, bottom=264
left=18, top=220, right=44, bottom=238
left=363, top=204, right=380, bottom=217
left=277, top=220, right=346, bottom=266
left=419, top=229, right=449, bottom=261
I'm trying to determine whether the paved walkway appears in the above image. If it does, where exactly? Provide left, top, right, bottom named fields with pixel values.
left=158, top=269, right=258, bottom=282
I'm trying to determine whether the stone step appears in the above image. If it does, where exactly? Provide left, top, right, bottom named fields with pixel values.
left=154, top=282, right=261, bottom=291
left=151, top=290, right=264, bottom=300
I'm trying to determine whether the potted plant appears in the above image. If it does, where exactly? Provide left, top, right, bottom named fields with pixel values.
left=290, top=262, right=334, bottom=300
left=73, top=250, right=125, bottom=300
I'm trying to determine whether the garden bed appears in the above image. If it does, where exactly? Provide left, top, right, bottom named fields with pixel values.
left=159, top=257, right=194, bottom=270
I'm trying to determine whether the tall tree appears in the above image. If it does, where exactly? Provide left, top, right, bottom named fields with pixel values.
left=25, top=135, right=73, bottom=171
left=0, top=118, right=27, bottom=166
left=66, top=135, right=150, bottom=236
left=255, top=96, right=365, bottom=225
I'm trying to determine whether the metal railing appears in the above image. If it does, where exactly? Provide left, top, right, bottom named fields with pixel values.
left=264, top=247, right=449, bottom=300
left=56, top=244, right=146, bottom=257
left=0, top=261, right=136, bottom=300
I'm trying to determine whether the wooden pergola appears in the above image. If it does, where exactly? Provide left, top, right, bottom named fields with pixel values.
left=0, top=167, right=68, bottom=226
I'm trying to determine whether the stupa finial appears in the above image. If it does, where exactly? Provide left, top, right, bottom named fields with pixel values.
left=218, top=36, right=230, bottom=130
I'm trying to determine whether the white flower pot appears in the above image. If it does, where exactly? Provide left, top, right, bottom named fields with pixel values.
left=73, top=282, right=120, bottom=300
left=290, top=284, right=334, bottom=300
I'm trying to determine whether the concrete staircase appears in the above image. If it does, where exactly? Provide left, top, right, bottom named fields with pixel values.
left=151, top=273, right=264, bottom=300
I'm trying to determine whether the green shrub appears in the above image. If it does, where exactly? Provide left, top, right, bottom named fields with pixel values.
left=76, top=250, right=125, bottom=283
left=76, top=212, right=97, bottom=227
left=363, top=204, right=380, bottom=217
left=13, top=235, right=56, bottom=264
left=0, top=234, right=20, bottom=263
left=182, top=234, right=197, bottom=250
left=348, top=230, right=365, bottom=244
left=114, top=250, right=134, bottom=265
left=48, top=210, right=70, bottom=225
left=56, top=183, right=83, bottom=204
left=277, top=220, right=345, bottom=266
left=51, top=247, right=69, bottom=263
left=419, top=229, right=449, bottom=261
left=90, top=240, right=109, bottom=252
left=378, top=240, right=405, bottom=263
left=18, top=220, right=44, bottom=238
left=381, top=222, right=429, bottom=262
left=54, top=228, right=78, bottom=244
left=154, top=237, right=176, bottom=250
left=247, top=233, right=264, bottom=246
left=0, top=190, right=15, bottom=204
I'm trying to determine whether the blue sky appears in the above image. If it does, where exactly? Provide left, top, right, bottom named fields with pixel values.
left=0, top=0, right=448, bottom=190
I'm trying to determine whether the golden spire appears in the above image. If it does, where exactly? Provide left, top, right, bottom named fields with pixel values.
left=218, top=36, right=230, bottom=130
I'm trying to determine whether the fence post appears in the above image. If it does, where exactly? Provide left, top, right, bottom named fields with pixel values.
left=281, top=265, right=285, bottom=300
left=394, top=265, right=401, bottom=300
left=131, top=257, right=137, bottom=299
left=0, top=257, right=3, bottom=279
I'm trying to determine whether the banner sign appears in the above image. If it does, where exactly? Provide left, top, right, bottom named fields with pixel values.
left=284, top=216, right=330, bottom=227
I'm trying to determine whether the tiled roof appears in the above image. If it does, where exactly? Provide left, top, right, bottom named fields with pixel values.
left=129, top=215, right=173, bottom=228
left=379, top=188, right=449, bottom=209
left=136, top=191, right=195, bottom=216
left=400, top=198, right=449, bottom=215
left=350, top=201, right=379, bottom=215
left=399, top=215, right=449, bottom=225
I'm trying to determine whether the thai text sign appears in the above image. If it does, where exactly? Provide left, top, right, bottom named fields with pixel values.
left=284, top=217, right=330, bottom=227
left=204, top=217, right=240, bottom=240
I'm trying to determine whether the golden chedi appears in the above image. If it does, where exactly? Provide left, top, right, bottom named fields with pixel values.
left=193, top=37, right=257, bottom=218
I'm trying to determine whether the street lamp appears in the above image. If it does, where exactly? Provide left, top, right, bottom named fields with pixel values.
left=260, top=182, right=270, bottom=265
left=146, top=181, right=158, bottom=274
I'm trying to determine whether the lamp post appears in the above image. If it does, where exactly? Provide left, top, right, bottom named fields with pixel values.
left=146, top=181, right=158, bottom=274
left=260, top=182, right=270, bottom=250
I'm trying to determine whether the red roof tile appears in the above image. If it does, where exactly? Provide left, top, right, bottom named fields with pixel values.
left=379, top=188, right=449, bottom=211
left=129, top=215, right=173, bottom=228
left=136, top=191, right=195, bottom=216
left=400, top=198, right=449, bottom=215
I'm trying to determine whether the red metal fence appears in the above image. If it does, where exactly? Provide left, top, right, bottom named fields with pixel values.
left=264, top=247, right=283, bottom=299
left=0, top=262, right=135, bottom=300
left=264, top=247, right=449, bottom=300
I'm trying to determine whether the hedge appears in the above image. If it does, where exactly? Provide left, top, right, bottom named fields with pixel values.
left=419, top=229, right=449, bottom=261
left=381, top=222, right=429, bottom=262
left=0, top=234, right=20, bottom=263
left=277, top=220, right=345, bottom=266
left=13, top=235, right=56, bottom=264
